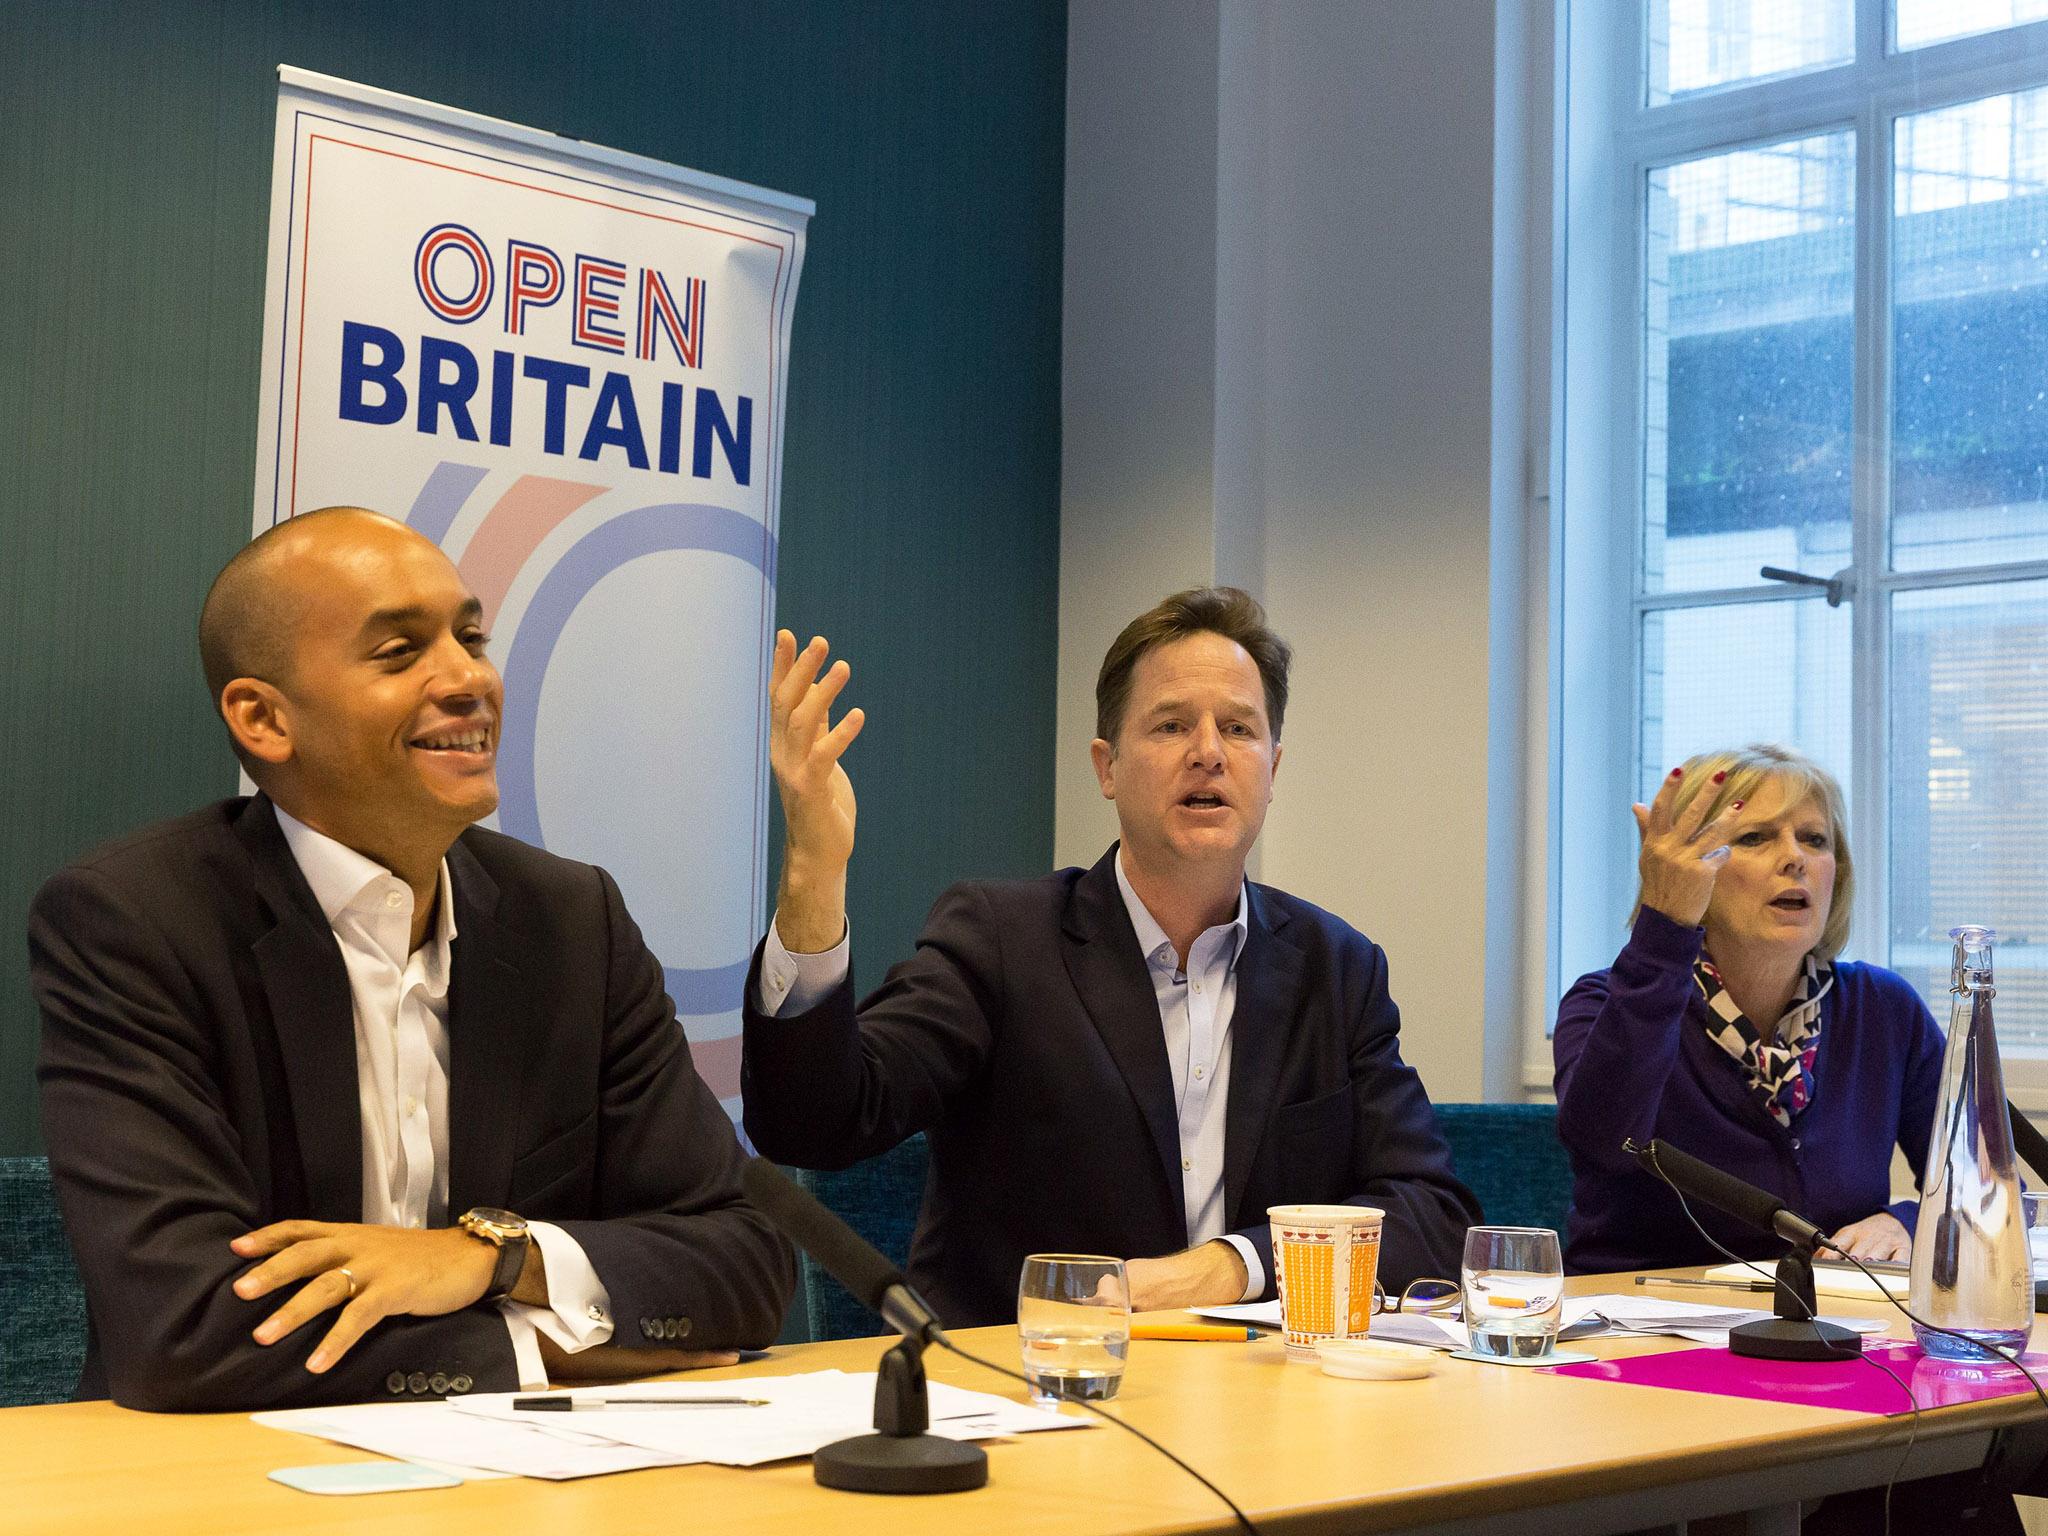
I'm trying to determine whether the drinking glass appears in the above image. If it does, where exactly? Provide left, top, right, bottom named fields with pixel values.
left=1017, top=1254, right=1130, bottom=1404
left=2024, top=1191, right=2048, bottom=1275
left=1460, top=1227, right=1564, bottom=1360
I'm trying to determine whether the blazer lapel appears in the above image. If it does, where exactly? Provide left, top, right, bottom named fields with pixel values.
left=1222, top=884, right=1307, bottom=1220
left=443, top=838, right=537, bottom=1214
left=238, top=797, right=363, bottom=1221
left=1060, top=848, right=1184, bottom=1209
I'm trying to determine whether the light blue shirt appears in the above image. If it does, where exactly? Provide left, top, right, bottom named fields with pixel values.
left=756, top=852, right=1263, bottom=1302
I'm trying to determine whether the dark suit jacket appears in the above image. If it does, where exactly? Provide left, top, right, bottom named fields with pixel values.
left=30, top=796, right=793, bottom=1411
left=741, top=845, right=1478, bottom=1327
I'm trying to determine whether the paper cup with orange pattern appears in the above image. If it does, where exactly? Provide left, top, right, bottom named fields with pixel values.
left=1268, top=1204, right=1384, bottom=1361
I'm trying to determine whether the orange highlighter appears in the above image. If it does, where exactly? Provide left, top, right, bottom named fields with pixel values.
left=1129, top=1323, right=1257, bottom=1341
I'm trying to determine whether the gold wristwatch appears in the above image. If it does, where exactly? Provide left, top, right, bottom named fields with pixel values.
left=457, top=1207, right=531, bottom=1303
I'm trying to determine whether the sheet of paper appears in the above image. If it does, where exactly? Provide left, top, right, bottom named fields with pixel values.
left=1191, top=1301, right=1282, bottom=1327
left=1704, top=1261, right=1908, bottom=1301
left=1574, top=1291, right=1885, bottom=1345
left=252, top=1403, right=688, bottom=1480
left=446, top=1371, right=1089, bottom=1469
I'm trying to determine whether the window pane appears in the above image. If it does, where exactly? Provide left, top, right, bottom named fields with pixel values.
left=1647, top=0, right=1853, bottom=106
left=1639, top=598, right=1853, bottom=801
left=1889, top=580, right=2048, bottom=1055
left=1895, top=0, right=2048, bottom=53
left=1893, top=89, right=2048, bottom=571
left=1645, top=134, right=1855, bottom=596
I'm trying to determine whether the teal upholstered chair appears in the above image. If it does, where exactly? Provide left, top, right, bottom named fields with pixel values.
left=791, top=1134, right=930, bottom=1341
left=1433, top=1102, right=1573, bottom=1235
left=0, top=1156, right=89, bottom=1406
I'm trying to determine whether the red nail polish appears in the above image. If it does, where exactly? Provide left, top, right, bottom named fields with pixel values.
left=1732, top=800, right=1744, bottom=811
left=1669, top=768, right=1683, bottom=779
left=1712, top=771, right=1726, bottom=783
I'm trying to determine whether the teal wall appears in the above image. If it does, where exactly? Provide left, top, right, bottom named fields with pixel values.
left=0, top=1, right=1065, bottom=1154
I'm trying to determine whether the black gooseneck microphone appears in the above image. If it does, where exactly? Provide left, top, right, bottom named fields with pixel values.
left=739, top=1158, right=1260, bottom=1531
left=1625, top=1137, right=1861, bottom=1361
left=741, top=1157, right=948, bottom=1347
left=740, top=1158, right=985, bottom=1494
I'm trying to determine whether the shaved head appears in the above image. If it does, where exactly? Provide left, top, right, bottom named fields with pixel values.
left=196, top=505, right=502, bottom=873
left=198, top=507, right=408, bottom=763
left=199, top=506, right=399, bottom=692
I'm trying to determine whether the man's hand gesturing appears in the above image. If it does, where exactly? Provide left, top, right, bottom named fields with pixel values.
left=1633, top=767, right=1740, bottom=930
left=768, top=630, right=866, bottom=954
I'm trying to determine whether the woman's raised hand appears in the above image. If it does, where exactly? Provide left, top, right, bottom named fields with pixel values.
left=1633, top=768, right=1741, bottom=930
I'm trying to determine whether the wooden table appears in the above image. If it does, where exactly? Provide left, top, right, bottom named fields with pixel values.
left=8, top=1272, right=2046, bottom=1535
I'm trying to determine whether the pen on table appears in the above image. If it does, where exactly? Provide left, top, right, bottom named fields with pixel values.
left=1129, top=1323, right=1257, bottom=1341
left=512, top=1395, right=770, bottom=1411
left=1634, top=1275, right=1773, bottom=1293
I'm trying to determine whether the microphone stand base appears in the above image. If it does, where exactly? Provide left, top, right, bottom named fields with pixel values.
left=1728, top=1317, right=1862, bottom=1362
left=813, top=1433, right=989, bottom=1494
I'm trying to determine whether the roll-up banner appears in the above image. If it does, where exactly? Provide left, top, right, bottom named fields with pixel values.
left=253, top=67, right=811, bottom=1109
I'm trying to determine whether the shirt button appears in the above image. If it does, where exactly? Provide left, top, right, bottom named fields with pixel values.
left=1194, top=1067, right=1205, bottom=1080
left=589, top=1305, right=606, bottom=1322
left=386, top=891, right=404, bottom=910
left=1193, top=982, right=1202, bottom=993
left=1790, top=1137, right=1802, bottom=1151
left=1181, top=1157, right=1193, bottom=1171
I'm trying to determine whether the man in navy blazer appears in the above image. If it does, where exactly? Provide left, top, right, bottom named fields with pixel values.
left=742, top=587, right=1476, bottom=1326
left=32, top=509, right=791, bottom=1409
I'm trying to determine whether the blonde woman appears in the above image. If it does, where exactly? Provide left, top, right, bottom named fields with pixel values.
left=1553, top=744, right=1940, bottom=1274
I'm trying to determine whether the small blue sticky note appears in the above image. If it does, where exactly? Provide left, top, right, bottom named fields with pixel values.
left=269, top=1462, right=462, bottom=1495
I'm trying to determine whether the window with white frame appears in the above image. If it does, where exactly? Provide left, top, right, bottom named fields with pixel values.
left=1550, top=0, right=2048, bottom=1090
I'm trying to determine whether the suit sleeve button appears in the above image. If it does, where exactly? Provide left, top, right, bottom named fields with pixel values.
left=386, top=1371, right=408, bottom=1395
left=676, top=1318, right=691, bottom=1338
left=429, top=1373, right=450, bottom=1395
left=450, top=1375, right=473, bottom=1393
left=408, top=1372, right=429, bottom=1394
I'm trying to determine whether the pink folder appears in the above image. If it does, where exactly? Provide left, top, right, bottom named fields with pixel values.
left=1548, top=1340, right=2048, bottom=1416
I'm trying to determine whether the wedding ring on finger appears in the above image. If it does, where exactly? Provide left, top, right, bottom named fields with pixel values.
left=337, top=1267, right=359, bottom=1300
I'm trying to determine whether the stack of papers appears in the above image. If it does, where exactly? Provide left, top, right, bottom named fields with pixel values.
left=1704, top=1261, right=1908, bottom=1301
left=255, top=1370, right=1088, bottom=1481
left=1192, top=1294, right=1884, bottom=1351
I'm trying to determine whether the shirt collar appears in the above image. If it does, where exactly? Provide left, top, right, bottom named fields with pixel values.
left=1113, top=847, right=1250, bottom=974
left=274, top=805, right=458, bottom=975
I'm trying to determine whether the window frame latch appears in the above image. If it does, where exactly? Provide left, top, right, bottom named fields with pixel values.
left=1759, top=565, right=1854, bottom=608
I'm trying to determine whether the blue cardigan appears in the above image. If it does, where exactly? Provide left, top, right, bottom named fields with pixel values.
left=1552, top=907, right=1945, bottom=1275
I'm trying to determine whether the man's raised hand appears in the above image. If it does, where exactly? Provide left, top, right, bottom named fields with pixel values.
left=768, top=630, right=865, bottom=953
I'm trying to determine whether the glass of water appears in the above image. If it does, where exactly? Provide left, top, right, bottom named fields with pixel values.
left=1460, top=1227, right=1564, bottom=1360
left=1017, top=1254, right=1130, bottom=1404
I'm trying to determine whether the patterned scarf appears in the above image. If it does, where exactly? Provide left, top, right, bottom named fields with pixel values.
left=1695, top=953, right=1834, bottom=1130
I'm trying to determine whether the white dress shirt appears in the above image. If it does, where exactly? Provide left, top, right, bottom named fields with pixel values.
left=275, top=809, right=614, bottom=1389
left=754, top=851, right=1264, bottom=1302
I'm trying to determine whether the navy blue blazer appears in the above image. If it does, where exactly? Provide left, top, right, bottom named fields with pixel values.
left=742, top=845, right=1477, bottom=1327
left=31, top=795, right=793, bottom=1411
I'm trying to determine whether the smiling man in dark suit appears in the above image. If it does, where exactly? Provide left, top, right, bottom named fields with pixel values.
left=741, top=587, right=1477, bottom=1326
left=30, top=507, right=791, bottom=1410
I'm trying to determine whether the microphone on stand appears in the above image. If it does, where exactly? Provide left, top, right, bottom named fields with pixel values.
left=1625, top=1137, right=1861, bottom=1362
left=740, top=1158, right=987, bottom=1494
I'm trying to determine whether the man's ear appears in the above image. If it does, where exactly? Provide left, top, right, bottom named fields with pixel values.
left=1089, top=737, right=1116, bottom=801
left=220, top=678, right=294, bottom=768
